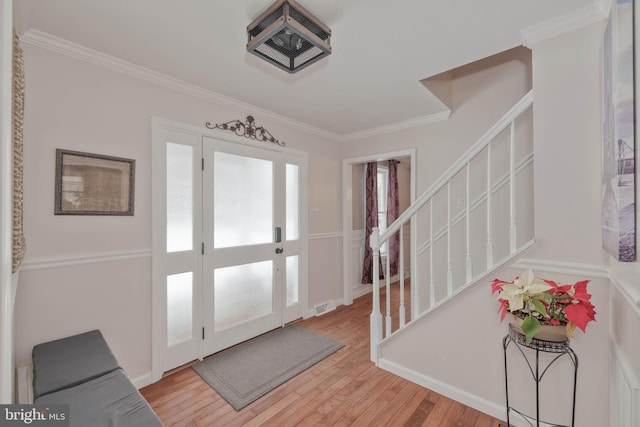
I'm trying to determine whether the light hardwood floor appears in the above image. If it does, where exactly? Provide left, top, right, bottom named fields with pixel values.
left=141, top=282, right=505, bottom=426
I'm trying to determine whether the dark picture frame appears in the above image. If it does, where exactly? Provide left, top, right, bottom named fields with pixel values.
left=602, top=0, right=636, bottom=262
left=54, top=149, right=135, bottom=215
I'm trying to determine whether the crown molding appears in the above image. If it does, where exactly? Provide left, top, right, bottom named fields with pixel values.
left=597, top=0, right=613, bottom=18
left=19, top=29, right=343, bottom=141
left=521, top=2, right=608, bottom=47
left=343, top=110, right=451, bottom=142
left=19, top=29, right=455, bottom=143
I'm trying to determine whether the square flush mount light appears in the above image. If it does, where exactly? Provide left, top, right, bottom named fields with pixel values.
left=247, top=0, right=331, bottom=74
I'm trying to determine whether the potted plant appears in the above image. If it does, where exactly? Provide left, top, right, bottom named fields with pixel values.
left=491, top=269, right=596, bottom=344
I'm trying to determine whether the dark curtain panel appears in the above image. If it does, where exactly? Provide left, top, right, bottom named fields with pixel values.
left=387, top=160, right=400, bottom=276
left=361, top=162, right=384, bottom=284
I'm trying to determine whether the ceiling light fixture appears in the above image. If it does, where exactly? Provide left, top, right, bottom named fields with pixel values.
left=247, top=0, right=331, bottom=74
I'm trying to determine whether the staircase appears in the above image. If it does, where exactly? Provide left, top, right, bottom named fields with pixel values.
left=369, top=90, right=534, bottom=363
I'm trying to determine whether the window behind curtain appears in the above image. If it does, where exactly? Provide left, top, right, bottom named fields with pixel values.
left=376, top=165, right=388, bottom=255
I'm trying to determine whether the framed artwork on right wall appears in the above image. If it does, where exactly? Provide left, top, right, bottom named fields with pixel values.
left=602, top=0, right=636, bottom=262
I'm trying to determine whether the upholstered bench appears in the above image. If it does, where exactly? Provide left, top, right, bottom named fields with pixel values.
left=32, top=330, right=162, bottom=427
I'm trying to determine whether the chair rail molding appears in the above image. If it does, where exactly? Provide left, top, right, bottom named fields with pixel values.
left=608, top=268, right=640, bottom=316
left=20, top=249, right=152, bottom=271
left=512, top=258, right=609, bottom=279
left=308, top=232, right=343, bottom=240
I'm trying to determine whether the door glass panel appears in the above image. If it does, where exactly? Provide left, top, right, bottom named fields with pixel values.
left=167, top=272, right=193, bottom=346
left=286, top=256, right=299, bottom=306
left=286, top=164, right=299, bottom=241
left=214, top=152, right=273, bottom=248
left=166, top=143, right=193, bottom=252
left=214, top=261, right=273, bottom=330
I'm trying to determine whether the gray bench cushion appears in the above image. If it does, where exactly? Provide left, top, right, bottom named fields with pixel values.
left=33, top=330, right=120, bottom=399
left=35, top=368, right=163, bottom=427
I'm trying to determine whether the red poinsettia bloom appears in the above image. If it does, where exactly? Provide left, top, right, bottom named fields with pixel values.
left=545, top=279, right=573, bottom=295
left=571, top=280, right=592, bottom=303
left=565, top=299, right=596, bottom=332
left=497, top=298, right=509, bottom=321
left=491, top=270, right=596, bottom=343
left=491, top=278, right=506, bottom=295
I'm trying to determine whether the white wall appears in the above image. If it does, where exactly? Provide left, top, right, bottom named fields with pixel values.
left=14, top=11, right=640, bottom=424
left=342, top=47, right=532, bottom=196
left=531, top=24, right=609, bottom=266
left=338, top=41, right=537, bottom=422
left=375, top=20, right=617, bottom=427
left=14, top=43, right=344, bottom=383
left=381, top=267, right=610, bottom=427
left=525, top=20, right=611, bottom=427
left=605, top=0, right=640, bottom=422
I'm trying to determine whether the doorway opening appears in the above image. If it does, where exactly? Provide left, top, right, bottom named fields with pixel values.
left=341, top=149, right=416, bottom=307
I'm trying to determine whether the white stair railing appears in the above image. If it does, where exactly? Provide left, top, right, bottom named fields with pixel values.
left=370, top=90, right=534, bottom=363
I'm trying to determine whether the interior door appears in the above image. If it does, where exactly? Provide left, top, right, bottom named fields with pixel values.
left=201, top=136, right=286, bottom=355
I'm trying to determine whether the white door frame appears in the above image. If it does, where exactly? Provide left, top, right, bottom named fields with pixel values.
left=0, top=0, right=16, bottom=403
left=151, top=117, right=308, bottom=382
left=341, top=149, right=416, bottom=307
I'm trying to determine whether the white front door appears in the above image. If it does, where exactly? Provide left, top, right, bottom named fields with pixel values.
left=201, top=137, right=286, bottom=354
left=153, top=120, right=307, bottom=377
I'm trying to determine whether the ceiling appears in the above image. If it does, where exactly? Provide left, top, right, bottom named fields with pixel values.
left=15, top=0, right=599, bottom=138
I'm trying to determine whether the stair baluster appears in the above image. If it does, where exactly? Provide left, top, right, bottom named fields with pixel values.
left=368, top=90, right=534, bottom=364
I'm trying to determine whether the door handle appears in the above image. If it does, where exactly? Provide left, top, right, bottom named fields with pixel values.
left=275, top=247, right=284, bottom=254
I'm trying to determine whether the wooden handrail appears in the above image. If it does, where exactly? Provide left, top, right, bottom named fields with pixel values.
left=374, top=90, right=533, bottom=247
left=369, top=90, right=534, bottom=364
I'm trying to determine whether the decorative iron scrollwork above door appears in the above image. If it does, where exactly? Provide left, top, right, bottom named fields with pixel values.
left=205, top=116, right=285, bottom=147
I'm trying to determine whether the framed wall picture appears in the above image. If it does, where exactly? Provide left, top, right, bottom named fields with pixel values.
left=54, top=149, right=135, bottom=215
left=602, top=0, right=636, bottom=262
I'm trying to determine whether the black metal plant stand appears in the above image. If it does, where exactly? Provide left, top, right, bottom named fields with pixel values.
left=500, top=324, right=578, bottom=427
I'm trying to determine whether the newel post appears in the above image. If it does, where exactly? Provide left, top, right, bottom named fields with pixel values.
left=370, top=227, right=383, bottom=363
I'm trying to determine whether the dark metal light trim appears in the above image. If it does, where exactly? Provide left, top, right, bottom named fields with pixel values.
left=205, top=116, right=285, bottom=147
left=247, top=0, right=331, bottom=74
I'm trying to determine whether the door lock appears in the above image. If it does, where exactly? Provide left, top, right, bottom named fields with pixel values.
left=275, top=247, right=284, bottom=254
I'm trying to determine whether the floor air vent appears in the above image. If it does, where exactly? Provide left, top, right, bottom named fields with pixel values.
left=314, top=301, right=336, bottom=316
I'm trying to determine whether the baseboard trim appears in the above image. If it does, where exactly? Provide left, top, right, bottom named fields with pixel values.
left=130, top=372, right=153, bottom=389
left=352, top=272, right=412, bottom=300
left=352, top=284, right=372, bottom=300
left=16, top=360, right=33, bottom=404
left=303, top=298, right=343, bottom=319
left=377, top=358, right=506, bottom=421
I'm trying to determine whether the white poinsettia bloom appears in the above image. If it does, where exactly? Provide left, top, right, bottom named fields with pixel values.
left=498, top=269, right=552, bottom=312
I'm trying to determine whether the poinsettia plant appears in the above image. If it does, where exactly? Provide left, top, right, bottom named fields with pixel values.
left=491, top=269, right=596, bottom=344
